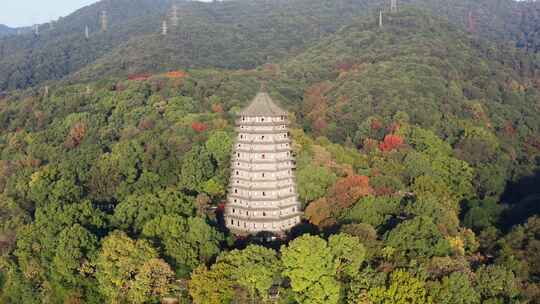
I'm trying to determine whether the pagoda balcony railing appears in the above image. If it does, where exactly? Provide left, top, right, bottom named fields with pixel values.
left=235, top=120, right=289, bottom=126
left=232, top=176, right=294, bottom=182
left=235, top=128, right=289, bottom=135
left=236, top=139, right=291, bottom=145
left=229, top=184, right=297, bottom=192
left=226, top=202, right=300, bottom=212
left=235, top=147, right=291, bottom=153
left=232, top=157, right=295, bottom=164
left=225, top=212, right=302, bottom=221
left=231, top=166, right=296, bottom=173
left=228, top=193, right=296, bottom=201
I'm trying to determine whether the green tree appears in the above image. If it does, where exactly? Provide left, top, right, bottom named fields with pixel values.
left=475, top=265, right=519, bottom=302
left=29, top=165, right=82, bottom=206
left=328, top=233, right=366, bottom=279
left=281, top=234, right=365, bottom=304
left=180, top=145, right=215, bottom=192
left=205, top=130, right=233, bottom=164
left=128, top=258, right=177, bottom=304
left=94, top=231, right=173, bottom=304
left=296, top=165, right=337, bottom=204
left=217, top=245, right=281, bottom=302
left=142, top=215, right=222, bottom=276
left=429, top=272, right=480, bottom=304
left=386, top=216, right=451, bottom=262
left=189, top=264, right=235, bottom=304
left=281, top=235, right=340, bottom=304
left=113, top=189, right=195, bottom=234
left=203, top=178, right=226, bottom=198
left=342, top=196, right=401, bottom=231
left=51, top=224, right=98, bottom=286
left=368, top=270, right=433, bottom=304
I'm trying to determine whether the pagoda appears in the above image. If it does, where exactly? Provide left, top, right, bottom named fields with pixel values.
left=225, top=91, right=302, bottom=234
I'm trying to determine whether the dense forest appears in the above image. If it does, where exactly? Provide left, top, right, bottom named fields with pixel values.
left=0, top=0, right=539, bottom=303
left=1, top=0, right=540, bottom=91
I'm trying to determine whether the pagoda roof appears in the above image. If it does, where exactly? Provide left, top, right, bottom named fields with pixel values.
left=239, top=92, right=288, bottom=117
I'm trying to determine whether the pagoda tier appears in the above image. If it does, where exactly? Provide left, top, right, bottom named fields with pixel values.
left=225, top=92, right=302, bottom=234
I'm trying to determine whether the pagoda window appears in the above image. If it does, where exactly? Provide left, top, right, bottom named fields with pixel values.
left=262, top=192, right=266, bottom=196
left=237, top=221, right=240, bottom=227
left=262, top=154, right=265, bottom=159
left=230, top=219, right=234, bottom=225
left=236, top=171, right=239, bottom=175
left=234, top=199, right=237, bottom=203
left=240, top=134, right=243, bottom=139
left=234, top=189, right=238, bottom=194
left=242, top=116, right=245, bottom=121
left=233, top=209, right=236, bottom=213
left=281, top=116, right=284, bottom=120
left=261, top=118, right=265, bottom=122
left=263, top=212, right=266, bottom=217
left=237, top=153, right=240, bottom=157
left=261, top=135, right=265, bottom=140
left=262, top=173, right=265, bottom=178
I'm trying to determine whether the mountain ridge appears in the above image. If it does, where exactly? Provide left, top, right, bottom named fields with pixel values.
left=1, top=0, right=538, bottom=92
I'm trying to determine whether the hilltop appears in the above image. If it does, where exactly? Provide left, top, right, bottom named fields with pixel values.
left=0, top=25, right=16, bottom=38
left=1, top=0, right=539, bottom=91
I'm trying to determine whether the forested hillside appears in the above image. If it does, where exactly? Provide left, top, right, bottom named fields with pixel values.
left=0, top=25, right=16, bottom=38
left=1, top=0, right=540, bottom=92
left=0, top=5, right=539, bottom=303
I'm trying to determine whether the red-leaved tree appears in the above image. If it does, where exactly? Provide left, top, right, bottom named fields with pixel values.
left=329, top=175, right=373, bottom=208
left=379, top=135, right=404, bottom=152
left=191, top=122, right=208, bottom=133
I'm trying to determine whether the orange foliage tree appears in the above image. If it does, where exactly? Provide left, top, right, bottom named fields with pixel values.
left=191, top=122, right=208, bottom=133
left=304, top=197, right=336, bottom=227
left=305, top=175, right=373, bottom=227
left=65, top=122, right=87, bottom=148
left=379, top=134, right=404, bottom=152
left=303, top=83, right=332, bottom=135
left=329, top=175, right=373, bottom=209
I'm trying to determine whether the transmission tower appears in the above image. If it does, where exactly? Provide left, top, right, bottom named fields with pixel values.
left=101, top=10, right=108, bottom=32
left=85, top=25, right=90, bottom=39
left=379, top=10, right=383, bottom=28
left=171, top=4, right=179, bottom=27
left=162, top=20, right=168, bottom=35
left=468, top=10, right=477, bottom=33
left=391, top=0, right=398, bottom=13
left=34, top=24, right=39, bottom=36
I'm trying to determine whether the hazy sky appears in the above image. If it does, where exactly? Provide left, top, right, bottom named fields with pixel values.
left=1, top=0, right=99, bottom=27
